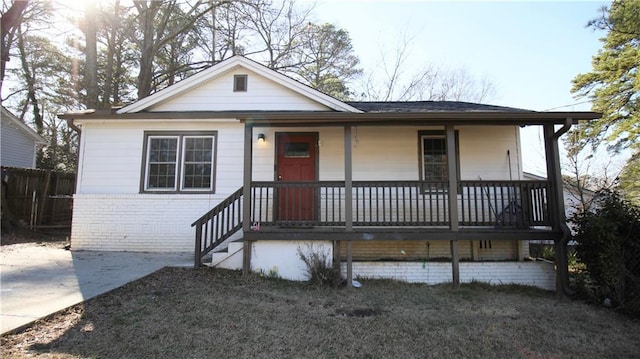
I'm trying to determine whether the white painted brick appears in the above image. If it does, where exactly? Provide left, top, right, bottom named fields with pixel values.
left=341, top=261, right=555, bottom=290
left=71, top=193, right=231, bottom=252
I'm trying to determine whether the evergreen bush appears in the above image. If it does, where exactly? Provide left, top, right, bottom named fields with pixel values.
left=571, top=189, right=640, bottom=314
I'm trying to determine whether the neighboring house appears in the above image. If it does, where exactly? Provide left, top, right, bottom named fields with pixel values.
left=524, top=171, right=597, bottom=252
left=1, top=106, right=46, bottom=168
left=523, top=171, right=597, bottom=223
left=59, top=56, right=600, bottom=291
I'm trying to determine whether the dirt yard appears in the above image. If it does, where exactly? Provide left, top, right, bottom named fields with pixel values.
left=2, top=265, right=639, bottom=358
left=1, top=227, right=70, bottom=248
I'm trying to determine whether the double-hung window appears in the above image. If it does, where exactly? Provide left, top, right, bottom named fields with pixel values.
left=142, top=132, right=216, bottom=193
left=419, top=130, right=459, bottom=184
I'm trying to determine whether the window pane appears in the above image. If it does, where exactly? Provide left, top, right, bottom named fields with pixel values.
left=182, top=136, right=214, bottom=189
left=284, top=143, right=310, bottom=158
left=183, top=164, right=212, bottom=189
left=147, top=137, right=178, bottom=190
left=423, top=137, right=447, bottom=181
left=148, top=164, right=176, bottom=189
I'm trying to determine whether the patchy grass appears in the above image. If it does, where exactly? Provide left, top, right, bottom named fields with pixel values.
left=2, top=268, right=639, bottom=358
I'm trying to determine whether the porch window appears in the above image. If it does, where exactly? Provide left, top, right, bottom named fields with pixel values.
left=419, top=130, right=459, bottom=182
left=142, top=132, right=216, bottom=193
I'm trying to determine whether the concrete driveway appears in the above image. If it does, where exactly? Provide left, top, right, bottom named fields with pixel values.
left=0, top=244, right=192, bottom=334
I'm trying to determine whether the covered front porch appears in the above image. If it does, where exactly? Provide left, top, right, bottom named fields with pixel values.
left=193, top=107, right=598, bottom=291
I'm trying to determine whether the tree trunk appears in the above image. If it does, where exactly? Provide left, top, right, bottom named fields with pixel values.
left=1, top=0, right=29, bottom=94
left=101, top=0, right=121, bottom=109
left=16, top=26, right=42, bottom=134
left=84, top=0, right=98, bottom=109
left=135, top=1, right=161, bottom=99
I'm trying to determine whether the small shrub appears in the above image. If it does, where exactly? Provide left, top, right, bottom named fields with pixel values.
left=297, top=244, right=342, bottom=288
left=259, top=266, right=280, bottom=279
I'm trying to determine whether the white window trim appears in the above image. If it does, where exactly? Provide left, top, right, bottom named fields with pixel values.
left=145, top=135, right=180, bottom=192
left=180, top=135, right=215, bottom=191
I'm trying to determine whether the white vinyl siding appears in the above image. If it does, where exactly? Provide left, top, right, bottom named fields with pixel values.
left=75, top=121, right=241, bottom=195
left=252, top=125, right=520, bottom=183
left=72, top=122, right=522, bottom=252
left=149, top=69, right=329, bottom=112
left=1, top=116, right=40, bottom=168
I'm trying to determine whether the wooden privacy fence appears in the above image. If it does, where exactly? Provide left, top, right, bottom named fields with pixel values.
left=1, top=166, right=75, bottom=227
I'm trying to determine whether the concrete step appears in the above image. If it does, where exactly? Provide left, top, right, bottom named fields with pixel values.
left=209, top=240, right=244, bottom=270
left=210, top=251, right=229, bottom=264
left=227, top=241, right=244, bottom=253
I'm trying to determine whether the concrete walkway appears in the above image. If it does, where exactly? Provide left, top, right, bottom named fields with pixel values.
left=0, top=244, right=192, bottom=334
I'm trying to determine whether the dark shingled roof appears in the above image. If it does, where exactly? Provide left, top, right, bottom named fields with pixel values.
left=346, top=101, right=534, bottom=113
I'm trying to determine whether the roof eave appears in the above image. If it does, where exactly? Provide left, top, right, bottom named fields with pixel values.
left=58, top=110, right=601, bottom=126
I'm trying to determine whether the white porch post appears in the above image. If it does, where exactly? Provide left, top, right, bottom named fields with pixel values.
left=242, top=123, right=253, bottom=277
left=344, top=125, right=353, bottom=287
left=446, top=125, right=460, bottom=287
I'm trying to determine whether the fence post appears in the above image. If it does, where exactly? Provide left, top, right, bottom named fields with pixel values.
left=37, top=170, right=52, bottom=226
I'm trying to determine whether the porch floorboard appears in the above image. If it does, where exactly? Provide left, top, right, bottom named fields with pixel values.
left=243, top=226, right=560, bottom=241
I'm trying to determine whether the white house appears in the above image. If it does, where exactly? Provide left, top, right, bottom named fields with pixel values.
left=1, top=106, right=46, bottom=168
left=60, top=56, right=600, bottom=292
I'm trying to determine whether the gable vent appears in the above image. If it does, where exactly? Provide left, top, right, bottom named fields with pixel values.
left=234, top=74, right=248, bottom=92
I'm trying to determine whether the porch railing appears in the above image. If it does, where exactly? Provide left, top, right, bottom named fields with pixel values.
left=191, top=187, right=243, bottom=267
left=249, top=180, right=551, bottom=228
left=193, top=180, right=552, bottom=265
left=458, top=180, right=550, bottom=227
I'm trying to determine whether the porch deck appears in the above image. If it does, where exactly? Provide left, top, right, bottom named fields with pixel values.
left=193, top=179, right=557, bottom=266
left=244, top=226, right=559, bottom=242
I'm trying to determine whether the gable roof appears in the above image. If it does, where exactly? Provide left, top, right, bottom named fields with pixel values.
left=1, top=106, right=46, bottom=144
left=117, top=56, right=362, bottom=114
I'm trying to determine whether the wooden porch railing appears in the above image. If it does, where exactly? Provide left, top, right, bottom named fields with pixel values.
left=193, top=180, right=552, bottom=265
left=191, top=187, right=243, bottom=267
left=458, top=180, right=550, bottom=227
left=249, top=180, right=552, bottom=228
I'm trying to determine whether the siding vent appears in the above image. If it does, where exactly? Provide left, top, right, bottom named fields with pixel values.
left=234, top=74, right=248, bottom=92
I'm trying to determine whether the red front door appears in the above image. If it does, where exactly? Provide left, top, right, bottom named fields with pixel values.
left=276, top=133, right=317, bottom=222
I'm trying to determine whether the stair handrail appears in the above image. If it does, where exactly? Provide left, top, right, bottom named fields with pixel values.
left=192, top=187, right=243, bottom=267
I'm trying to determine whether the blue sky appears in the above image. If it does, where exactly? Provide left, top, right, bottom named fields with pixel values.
left=314, top=0, right=607, bottom=111
left=314, top=0, right=618, bottom=175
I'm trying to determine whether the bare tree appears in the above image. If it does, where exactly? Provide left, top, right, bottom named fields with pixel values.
left=132, top=0, right=220, bottom=99
left=238, top=0, right=313, bottom=71
left=93, top=0, right=138, bottom=108
left=0, top=0, right=29, bottom=92
left=84, top=0, right=98, bottom=109
left=564, top=126, right=620, bottom=214
left=359, top=35, right=496, bottom=102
